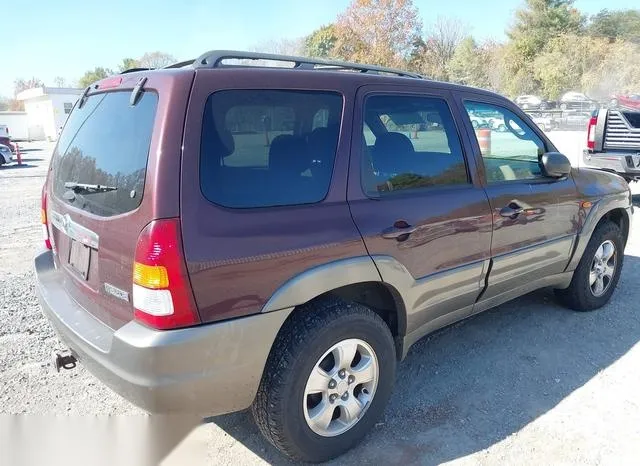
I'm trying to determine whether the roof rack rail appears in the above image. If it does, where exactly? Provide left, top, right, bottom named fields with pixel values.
left=120, top=67, right=153, bottom=74
left=163, top=60, right=195, bottom=69
left=191, top=50, right=424, bottom=79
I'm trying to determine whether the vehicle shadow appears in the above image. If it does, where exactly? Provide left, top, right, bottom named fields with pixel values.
left=206, top=254, right=640, bottom=465
left=632, top=194, right=640, bottom=208
left=14, top=157, right=44, bottom=162
left=0, top=163, right=36, bottom=169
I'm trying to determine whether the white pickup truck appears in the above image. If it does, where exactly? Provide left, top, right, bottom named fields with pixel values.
left=583, top=108, right=640, bottom=182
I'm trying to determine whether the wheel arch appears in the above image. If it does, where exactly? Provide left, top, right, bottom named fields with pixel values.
left=566, top=197, right=632, bottom=272
left=260, top=256, right=409, bottom=356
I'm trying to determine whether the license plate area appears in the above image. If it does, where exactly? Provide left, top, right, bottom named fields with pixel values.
left=68, top=240, right=91, bottom=280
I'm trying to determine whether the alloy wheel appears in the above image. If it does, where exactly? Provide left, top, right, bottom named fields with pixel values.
left=589, top=240, right=616, bottom=297
left=303, top=338, right=379, bottom=437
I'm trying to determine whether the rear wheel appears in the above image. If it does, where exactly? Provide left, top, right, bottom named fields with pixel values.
left=555, top=221, right=624, bottom=311
left=252, top=298, right=396, bottom=463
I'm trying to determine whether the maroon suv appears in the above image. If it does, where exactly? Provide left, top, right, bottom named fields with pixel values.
left=35, top=51, right=632, bottom=462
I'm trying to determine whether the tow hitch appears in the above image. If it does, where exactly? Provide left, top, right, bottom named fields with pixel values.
left=51, top=350, right=77, bottom=372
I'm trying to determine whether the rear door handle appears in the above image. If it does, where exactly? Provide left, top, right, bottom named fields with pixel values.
left=500, top=204, right=524, bottom=218
left=382, top=221, right=417, bottom=239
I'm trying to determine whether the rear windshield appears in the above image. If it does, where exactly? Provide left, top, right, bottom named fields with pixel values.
left=200, top=90, right=343, bottom=208
left=51, top=91, right=158, bottom=216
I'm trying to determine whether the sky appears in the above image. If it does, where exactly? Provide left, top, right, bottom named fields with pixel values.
left=3, top=0, right=637, bottom=97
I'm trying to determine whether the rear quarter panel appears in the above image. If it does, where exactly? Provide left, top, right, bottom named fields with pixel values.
left=180, top=69, right=371, bottom=323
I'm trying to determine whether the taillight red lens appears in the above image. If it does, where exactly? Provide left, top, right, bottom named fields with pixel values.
left=132, top=218, right=200, bottom=330
left=41, top=184, right=52, bottom=250
left=587, top=116, right=597, bottom=150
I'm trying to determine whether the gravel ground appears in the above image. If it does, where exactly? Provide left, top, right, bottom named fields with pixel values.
left=2, top=135, right=640, bottom=465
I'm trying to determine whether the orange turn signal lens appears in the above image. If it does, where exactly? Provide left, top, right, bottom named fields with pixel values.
left=133, top=262, right=169, bottom=289
left=41, top=208, right=47, bottom=224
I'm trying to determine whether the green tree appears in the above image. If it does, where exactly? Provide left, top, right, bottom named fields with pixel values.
left=333, top=0, right=423, bottom=68
left=447, top=37, right=489, bottom=88
left=304, top=25, right=338, bottom=57
left=118, top=57, right=139, bottom=72
left=581, top=40, right=640, bottom=97
left=588, top=9, right=640, bottom=43
left=533, top=34, right=610, bottom=99
left=78, top=67, right=112, bottom=88
left=503, top=0, right=584, bottom=96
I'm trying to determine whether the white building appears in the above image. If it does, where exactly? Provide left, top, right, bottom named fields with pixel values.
left=16, top=87, right=83, bottom=141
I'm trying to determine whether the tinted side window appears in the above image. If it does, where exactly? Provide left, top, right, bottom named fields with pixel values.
left=361, top=95, right=468, bottom=196
left=52, top=91, right=158, bottom=217
left=464, top=101, right=546, bottom=183
left=200, top=90, right=342, bottom=208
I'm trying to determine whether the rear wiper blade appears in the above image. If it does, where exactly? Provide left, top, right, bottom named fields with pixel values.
left=64, top=182, right=117, bottom=194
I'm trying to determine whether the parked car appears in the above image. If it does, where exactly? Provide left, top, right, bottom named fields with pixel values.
left=556, top=112, right=593, bottom=131
left=514, top=94, right=553, bottom=110
left=0, top=136, right=15, bottom=153
left=0, top=144, right=13, bottom=165
left=609, top=94, right=640, bottom=111
left=559, top=91, right=599, bottom=111
left=584, top=107, right=640, bottom=182
left=0, top=124, right=9, bottom=138
left=35, top=50, right=632, bottom=463
left=468, top=111, right=491, bottom=129
left=531, top=115, right=557, bottom=132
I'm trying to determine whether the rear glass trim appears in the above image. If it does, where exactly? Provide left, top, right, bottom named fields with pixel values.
left=51, top=90, right=159, bottom=217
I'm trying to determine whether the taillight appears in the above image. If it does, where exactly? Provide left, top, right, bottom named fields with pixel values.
left=41, top=184, right=52, bottom=250
left=132, top=218, right=200, bottom=330
left=587, top=116, right=597, bottom=150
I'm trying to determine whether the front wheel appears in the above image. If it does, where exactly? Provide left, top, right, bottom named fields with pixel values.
left=252, top=299, right=396, bottom=462
left=555, top=221, right=624, bottom=311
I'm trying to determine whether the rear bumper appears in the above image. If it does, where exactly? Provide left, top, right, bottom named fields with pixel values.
left=34, top=250, right=291, bottom=415
left=583, top=150, right=640, bottom=178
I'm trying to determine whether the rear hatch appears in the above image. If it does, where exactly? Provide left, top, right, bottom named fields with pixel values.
left=45, top=72, right=191, bottom=329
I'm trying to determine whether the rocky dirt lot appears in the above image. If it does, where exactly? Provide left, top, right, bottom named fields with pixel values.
left=1, top=136, right=639, bottom=465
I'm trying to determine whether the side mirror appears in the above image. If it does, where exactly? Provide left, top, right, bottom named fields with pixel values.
left=542, top=152, right=571, bottom=178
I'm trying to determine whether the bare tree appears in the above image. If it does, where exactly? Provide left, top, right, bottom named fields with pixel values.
left=53, top=76, right=67, bottom=87
left=413, top=17, right=466, bottom=80
left=251, top=38, right=305, bottom=56
left=14, top=77, right=45, bottom=96
left=137, top=51, right=176, bottom=69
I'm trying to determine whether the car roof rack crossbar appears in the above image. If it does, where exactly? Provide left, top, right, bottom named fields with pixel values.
left=191, top=50, right=424, bottom=79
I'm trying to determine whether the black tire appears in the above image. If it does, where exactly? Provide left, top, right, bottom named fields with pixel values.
left=252, top=298, right=396, bottom=463
left=555, top=221, right=624, bottom=311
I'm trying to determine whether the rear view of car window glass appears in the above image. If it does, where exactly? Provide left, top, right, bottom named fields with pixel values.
left=361, top=95, right=468, bottom=196
left=463, top=101, right=546, bottom=183
left=51, top=91, right=158, bottom=217
left=200, top=90, right=343, bottom=208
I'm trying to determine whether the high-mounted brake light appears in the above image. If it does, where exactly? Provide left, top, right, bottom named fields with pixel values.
left=41, top=184, right=52, bottom=250
left=132, top=218, right=200, bottom=330
left=97, top=76, right=122, bottom=89
left=587, top=116, right=597, bottom=151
